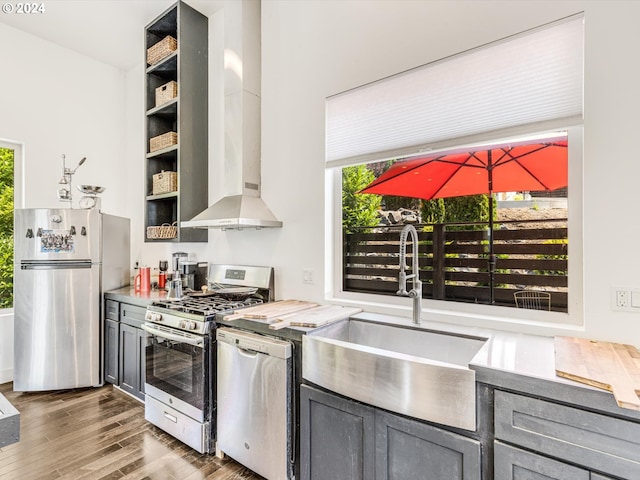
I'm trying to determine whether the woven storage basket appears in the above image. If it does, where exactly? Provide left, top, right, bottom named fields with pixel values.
left=147, top=222, right=177, bottom=240
left=152, top=171, right=177, bottom=195
left=149, top=132, right=177, bottom=152
left=147, top=36, right=177, bottom=65
left=155, top=81, right=177, bottom=107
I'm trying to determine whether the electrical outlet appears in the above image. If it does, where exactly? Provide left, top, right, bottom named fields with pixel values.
left=303, top=268, right=314, bottom=285
left=617, top=290, right=629, bottom=308
left=611, top=286, right=640, bottom=311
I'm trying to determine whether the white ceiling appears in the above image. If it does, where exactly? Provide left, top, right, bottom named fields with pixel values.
left=0, top=0, right=224, bottom=71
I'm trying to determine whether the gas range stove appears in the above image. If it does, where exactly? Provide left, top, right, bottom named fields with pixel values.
left=145, top=296, right=264, bottom=334
left=144, top=264, right=275, bottom=335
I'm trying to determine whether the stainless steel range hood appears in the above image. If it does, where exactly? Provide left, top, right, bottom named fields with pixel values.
left=182, top=0, right=282, bottom=230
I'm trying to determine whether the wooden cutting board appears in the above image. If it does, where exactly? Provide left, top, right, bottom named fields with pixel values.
left=269, top=305, right=362, bottom=330
left=554, top=336, right=640, bottom=411
left=222, top=300, right=318, bottom=323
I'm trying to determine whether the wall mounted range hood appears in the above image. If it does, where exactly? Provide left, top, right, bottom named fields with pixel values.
left=181, top=0, right=282, bottom=230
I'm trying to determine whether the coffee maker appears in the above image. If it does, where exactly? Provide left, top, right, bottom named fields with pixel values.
left=169, top=253, right=207, bottom=291
left=179, top=260, right=197, bottom=290
left=172, top=252, right=188, bottom=273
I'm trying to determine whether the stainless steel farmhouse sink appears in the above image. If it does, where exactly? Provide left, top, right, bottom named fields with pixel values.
left=302, top=318, right=488, bottom=431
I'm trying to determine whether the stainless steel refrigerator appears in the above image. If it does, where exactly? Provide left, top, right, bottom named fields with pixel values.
left=13, top=208, right=130, bottom=391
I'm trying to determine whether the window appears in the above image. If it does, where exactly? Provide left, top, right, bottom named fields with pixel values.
left=340, top=132, right=571, bottom=310
left=326, top=15, right=584, bottom=326
left=0, top=140, right=22, bottom=310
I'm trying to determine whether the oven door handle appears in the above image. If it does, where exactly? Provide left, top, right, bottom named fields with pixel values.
left=141, top=323, right=204, bottom=348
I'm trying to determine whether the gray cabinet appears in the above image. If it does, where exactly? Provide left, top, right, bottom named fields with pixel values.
left=104, top=318, right=119, bottom=385
left=103, top=297, right=147, bottom=401
left=494, top=389, right=640, bottom=480
left=118, top=323, right=146, bottom=400
left=376, top=409, right=481, bottom=480
left=144, top=1, right=208, bottom=242
left=300, top=385, right=481, bottom=480
left=104, top=299, right=119, bottom=385
left=300, top=384, right=375, bottom=480
left=118, top=304, right=147, bottom=401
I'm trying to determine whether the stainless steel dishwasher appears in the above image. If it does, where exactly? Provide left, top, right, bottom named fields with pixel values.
left=216, top=327, right=293, bottom=480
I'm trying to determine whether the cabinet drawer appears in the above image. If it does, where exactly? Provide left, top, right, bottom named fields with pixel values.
left=495, top=390, right=640, bottom=479
left=105, top=299, right=119, bottom=321
left=120, top=303, right=147, bottom=328
left=494, top=441, right=589, bottom=480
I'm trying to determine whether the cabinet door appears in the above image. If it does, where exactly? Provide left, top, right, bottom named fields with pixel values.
left=494, top=441, right=589, bottom=480
left=104, top=318, right=119, bottom=385
left=119, top=323, right=139, bottom=398
left=300, top=385, right=375, bottom=480
left=136, top=327, right=147, bottom=399
left=376, top=409, right=481, bottom=480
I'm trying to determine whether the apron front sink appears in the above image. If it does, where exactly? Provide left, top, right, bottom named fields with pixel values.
left=302, top=318, right=487, bottom=431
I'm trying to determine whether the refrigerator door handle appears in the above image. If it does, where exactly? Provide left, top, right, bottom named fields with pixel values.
left=20, top=260, right=93, bottom=270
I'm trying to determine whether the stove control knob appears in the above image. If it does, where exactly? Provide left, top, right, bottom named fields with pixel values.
left=147, top=312, right=162, bottom=322
left=189, top=321, right=197, bottom=330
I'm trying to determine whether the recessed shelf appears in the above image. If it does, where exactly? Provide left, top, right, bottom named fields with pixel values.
left=146, top=52, right=178, bottom=76
left=146, top=192, right=178, bottom=201
left=144, top=0, right=208, bottom=243
left=147, top=99, right=178, bottom=117
left=146, top=144, right=178, bottom=159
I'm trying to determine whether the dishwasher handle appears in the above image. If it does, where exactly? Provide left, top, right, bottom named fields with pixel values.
left=217, top=327, right=292, bottom=359
left=237, top=347, right=259, bottom=358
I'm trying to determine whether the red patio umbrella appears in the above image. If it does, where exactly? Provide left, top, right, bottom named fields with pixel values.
left=358, top=135, right=568, bottom=304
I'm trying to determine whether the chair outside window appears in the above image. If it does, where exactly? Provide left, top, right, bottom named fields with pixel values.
left=514, top=290, right=551, bottom=311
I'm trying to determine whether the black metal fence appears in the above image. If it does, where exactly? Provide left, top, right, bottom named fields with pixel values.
left=343, top=219, right=568, bottom=311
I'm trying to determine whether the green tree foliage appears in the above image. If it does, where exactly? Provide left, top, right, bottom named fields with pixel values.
left=0, top=236, right=13, bottom=308
left=420, top=194, right=491, bottom=229
left=420, top=197, right=446, bottom=224
left=0, top=148, right=13, bottom=308
left=381, top=195, right=420, bottom=212
left=342, top=165, right=381, bottom=233
left=366, top=160, right=421, bottom=212
left=535, top=239, right=568, bottom=275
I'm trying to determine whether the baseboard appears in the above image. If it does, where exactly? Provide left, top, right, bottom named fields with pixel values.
left=0, top=368, right=13, bottom=385
left=113, top=385, right=145, bottom=404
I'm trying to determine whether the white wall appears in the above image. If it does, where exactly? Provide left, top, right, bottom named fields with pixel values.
left=0, top=23, right=128, bottom=381
left=127, top=1, right=640, bottom=345
left=0, top=23, right=128, bottom=214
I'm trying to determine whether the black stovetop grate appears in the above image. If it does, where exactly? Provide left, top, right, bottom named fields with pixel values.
left=151, top=295, right=264, bottom=317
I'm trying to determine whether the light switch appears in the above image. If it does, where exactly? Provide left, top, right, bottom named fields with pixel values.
left=631, top=290, right=640, bottom=308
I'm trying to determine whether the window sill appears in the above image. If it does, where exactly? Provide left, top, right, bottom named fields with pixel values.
left=327, top=291, right=584, bottom=338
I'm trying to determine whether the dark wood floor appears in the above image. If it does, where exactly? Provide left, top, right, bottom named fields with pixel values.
left=0, top=383, right=264, bottom=480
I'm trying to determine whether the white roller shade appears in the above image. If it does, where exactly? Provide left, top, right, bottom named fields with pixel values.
left=326, top=14, right=584, bottom=166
